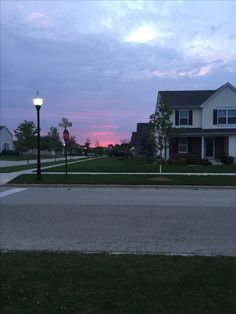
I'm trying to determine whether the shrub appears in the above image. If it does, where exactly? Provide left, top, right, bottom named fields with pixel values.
left=0, top=149, right=19, bottom=156
left=221, top=156, right=234, bottom=165
left=166, top=158, right=187, bottom=165
left=187, top=157, right=211, bottom=166
left=200, top=158, right=212, bottom=166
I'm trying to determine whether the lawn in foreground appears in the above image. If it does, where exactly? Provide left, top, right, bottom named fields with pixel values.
left=42, top=157, right=236, bottom=173
left=1, top=252, right=235, bottom=314
left=9, top=173, right=236, bottom=185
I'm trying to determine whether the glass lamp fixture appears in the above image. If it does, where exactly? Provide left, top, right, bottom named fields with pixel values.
left=33, top=91, right=43, bottom=107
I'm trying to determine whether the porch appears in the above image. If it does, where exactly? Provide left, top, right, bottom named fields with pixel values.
left=169, top=136, right=229, bottom=160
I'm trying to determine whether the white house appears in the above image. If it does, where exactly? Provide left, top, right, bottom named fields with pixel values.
left=155, top=82, right=236, bottom=160
left=0, top=126, right=13, bottom=153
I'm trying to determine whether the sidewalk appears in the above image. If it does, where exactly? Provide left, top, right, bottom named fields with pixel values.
left=0, top=156, right=81, bottom=167
left=0, top=156, right=103, bottom=185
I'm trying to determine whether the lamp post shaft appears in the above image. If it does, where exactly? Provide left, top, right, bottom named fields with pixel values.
left=36, top=106, right=41, bottom=180
left=65, top=143, right=68, bottom=177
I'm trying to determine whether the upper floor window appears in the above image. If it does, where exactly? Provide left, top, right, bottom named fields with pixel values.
left=214, top=109, right=236, bottom=125
left=175, top=110, right=193, bottom=126
left=179, top=110, right=188, bottom=125
left=218, top=109, right=226, bottom=124
left=228, top=109, right=236, bottom=124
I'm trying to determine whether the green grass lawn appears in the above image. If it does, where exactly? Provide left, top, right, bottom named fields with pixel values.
left=1, top=252, right=235, bottom=314
left=9, top=174, right=236, bottom=186
left=42, top=157, right=236, bottom=173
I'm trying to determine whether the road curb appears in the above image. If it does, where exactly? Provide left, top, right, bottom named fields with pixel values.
left=2, top=183, right=236, bottom=189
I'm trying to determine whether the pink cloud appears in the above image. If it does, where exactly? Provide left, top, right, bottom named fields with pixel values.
left=198, top=64, right=215, bottom=76
left=92, top=124, right=120, bottom=129
left=28, top=12, right=46, bottom=20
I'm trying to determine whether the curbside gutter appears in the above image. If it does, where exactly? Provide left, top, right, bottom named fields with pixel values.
left=3, top=183, right=236, bottom=189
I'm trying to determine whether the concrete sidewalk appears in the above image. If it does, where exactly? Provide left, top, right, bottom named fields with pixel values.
left=0, top=156, right=82, bottom=167
left=0, top=156, right=104, bottom=185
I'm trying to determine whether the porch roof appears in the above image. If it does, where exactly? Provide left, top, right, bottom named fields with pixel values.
left=173, top=128, right=236, bottom=137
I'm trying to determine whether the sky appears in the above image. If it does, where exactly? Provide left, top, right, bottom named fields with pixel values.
left=1, top=0, right=236, bottom=146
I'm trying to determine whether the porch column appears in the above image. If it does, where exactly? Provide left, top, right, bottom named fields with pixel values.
left=201, top=136, right=204, bottom=159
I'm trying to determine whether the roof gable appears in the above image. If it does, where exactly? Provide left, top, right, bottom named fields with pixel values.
left=0, top=126, right=13, bottom=136
left=200, top=82, right=236, bottom=108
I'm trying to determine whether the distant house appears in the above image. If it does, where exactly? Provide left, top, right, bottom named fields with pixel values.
left=155, top=82, right=236, bottom=160
left=0, top=126, right=13, bottom=153
left=131, top=123, right=151, bottom=155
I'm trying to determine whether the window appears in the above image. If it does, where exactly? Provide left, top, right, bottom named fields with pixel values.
left=218, top=109, right=226, bottom=124
left=228, top=109, right=236, bottom=124
left=179, top=110, right=188, bottom=125
left=178, top=138, right=188, bottom=153
left=216, top=109, right=236, bottom=125
left=175, top=110, right=193, bottom=126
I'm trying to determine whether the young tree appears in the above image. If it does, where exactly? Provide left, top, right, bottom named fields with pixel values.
left=47, top=127, right=63, bottom=160
left=40, top=135, right=51, bottom=152
left=120, top=138, right=132, bottom=152
left=150, top=96, right=173, bottom=173
left=67, top=136, right=78, bottom=155
left=95, top=140, right=100, bottom=148
left=14, top=120, right=37, bottom=163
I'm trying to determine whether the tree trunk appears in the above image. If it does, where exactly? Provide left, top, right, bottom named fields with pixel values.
left=159, top=150, right=163, bottom=174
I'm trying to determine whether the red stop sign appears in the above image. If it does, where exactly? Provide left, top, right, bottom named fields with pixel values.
left=63, top=129, right=70, bottom=144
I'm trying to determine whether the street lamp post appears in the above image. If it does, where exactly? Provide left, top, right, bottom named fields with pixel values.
left=33, top=91, right=43, bottom=180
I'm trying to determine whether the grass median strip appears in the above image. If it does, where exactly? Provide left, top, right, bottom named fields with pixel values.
left=1, top=252, right=235, bottom=314
left=8, top=173, right=236, bottom=185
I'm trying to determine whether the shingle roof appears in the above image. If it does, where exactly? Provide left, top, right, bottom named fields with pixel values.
left=158, top=82, right=236, bottom=109
left=159, top=90, right=215, bottom=108
left=173, top=128, right=236, bottom=136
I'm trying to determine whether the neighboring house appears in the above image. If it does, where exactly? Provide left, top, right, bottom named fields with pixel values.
left=131, top=123, right=150, bottom=155
left=155, top=82, right=236, bottom=160
left=0, top=126, right=13, bottom=153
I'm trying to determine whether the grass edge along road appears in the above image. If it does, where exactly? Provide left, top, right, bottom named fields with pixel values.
left=1, top=252, right=235, bottom=314
left=8, top=173, right=236, bottom=186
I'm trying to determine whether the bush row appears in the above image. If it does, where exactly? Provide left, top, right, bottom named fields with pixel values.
left=166, top=156, right=235, bottom=165
left=166, top=158, right=211, bottom=166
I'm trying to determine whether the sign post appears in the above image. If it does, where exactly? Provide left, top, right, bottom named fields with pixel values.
left=63, top=129, right=70, bottom=177
left=59, top=118, right=72, bottom=178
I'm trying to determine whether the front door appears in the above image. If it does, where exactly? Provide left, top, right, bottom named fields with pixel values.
left=205, top=137, right=214, bottom=158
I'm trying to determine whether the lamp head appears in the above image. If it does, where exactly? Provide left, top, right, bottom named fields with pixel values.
left=33, top=91, right=43, bottom=107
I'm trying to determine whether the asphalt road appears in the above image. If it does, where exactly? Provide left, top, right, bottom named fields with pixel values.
left=1, top=187, right=236, bottom=256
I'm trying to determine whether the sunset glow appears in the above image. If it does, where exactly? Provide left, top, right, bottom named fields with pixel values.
left=1, top=1, right=236, bottom=146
